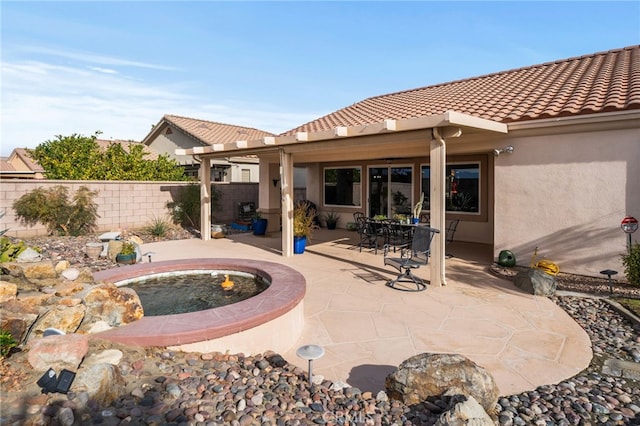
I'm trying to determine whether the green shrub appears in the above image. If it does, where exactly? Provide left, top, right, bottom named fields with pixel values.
left=12, top=185, right=98, bottom=236
left=0, top=330, right=17, bottom=358
left=167, top=184, right=220, bottom=231
left=145, top=216, right=171, bottom=237
left=621, top=241, right=640, bottom=286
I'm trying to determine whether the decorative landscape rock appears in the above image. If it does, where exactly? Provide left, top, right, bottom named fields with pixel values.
left=29, top=304, right=87, bottom=340
left=0, top=299, right=39, bottom=343
left=435, top=394, right=495, bottom=426
left=385, top=353, right=500, bottom=414
left=514, top=268, right=557, bottom=296
left=0, top=280, right=17, bottom=302
left=72, top=363, right=126, bottom=408
left=27, top=333, right=89, bottom=371
left=79, top=283, right=144, bottom=330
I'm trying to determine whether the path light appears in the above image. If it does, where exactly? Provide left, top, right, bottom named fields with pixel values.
left=599, top=269, right=618, bottom=294
left=143, top=252, right=155, bottom=262
left=296, top=344, right=325, bottom=390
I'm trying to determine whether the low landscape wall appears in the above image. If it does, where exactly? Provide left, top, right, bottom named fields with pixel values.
left=0, top=180, right=258, bottom=238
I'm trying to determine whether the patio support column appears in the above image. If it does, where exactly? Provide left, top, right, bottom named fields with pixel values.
left=430, top=126, right=462, bottom=286
left=200, top=156, right=212, bottom=241
left=280, top=149, right=294, bottom=257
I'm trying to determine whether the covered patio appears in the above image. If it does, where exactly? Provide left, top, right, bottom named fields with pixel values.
left=139, top=229, right=591, bottom=396
left=177, top=111, right=508, bottom=287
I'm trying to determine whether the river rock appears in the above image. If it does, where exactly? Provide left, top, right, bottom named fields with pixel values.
left=385, top=353, right=499, bottom=414
left=27, top=333, right=89, bottom=371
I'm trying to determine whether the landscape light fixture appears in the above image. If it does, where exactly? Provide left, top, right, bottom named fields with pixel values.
left=493, top=145, right=514, bottom=156
left=296, top=344, right=325, bottom=390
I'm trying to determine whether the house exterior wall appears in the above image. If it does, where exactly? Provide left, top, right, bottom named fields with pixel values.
left=147, top=131, right=260, bottom=183
left=494, top=127, right=640, bottom=277
left=0, top=180, right=258, bottom=238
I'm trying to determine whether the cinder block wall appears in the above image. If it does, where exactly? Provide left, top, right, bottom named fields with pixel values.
left=0, top=180, right=258, bottom=238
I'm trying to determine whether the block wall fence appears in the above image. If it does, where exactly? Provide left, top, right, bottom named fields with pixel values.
left=0, top=180, right=258, bottom=238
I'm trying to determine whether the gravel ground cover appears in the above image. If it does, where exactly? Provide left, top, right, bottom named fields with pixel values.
left=1, top=230, right=639, bottom=425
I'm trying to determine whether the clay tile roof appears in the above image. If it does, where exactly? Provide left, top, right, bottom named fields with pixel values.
left=163, top=115, right=276, bottom=145
left=13, top=148, right=45, bottom=172
left=0, top=157, right=15, bottom=172
left=95, top=139, right=159, bottom=160
left=283, top=46, right=640, bottom=135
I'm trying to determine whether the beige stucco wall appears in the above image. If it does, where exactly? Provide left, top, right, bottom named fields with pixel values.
left=0, top=180, right=258, bottom=238
left=494, top=127, right=640, bottom=277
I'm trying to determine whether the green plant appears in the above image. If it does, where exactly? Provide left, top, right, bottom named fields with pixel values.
left=621, top=241, right=640, bottom=286
left=119, top=242, right=136, bottom=255
left=12, top=185, right=98, bottom=236
left=145, top=216, right=171, bottom=237
left=294, top=201, right=316, bottom=239
left=167, top=184, right=221, bottom=231
left=323, top=211, right=339, bottom=227
left=0, top=329, right=18, bottom=358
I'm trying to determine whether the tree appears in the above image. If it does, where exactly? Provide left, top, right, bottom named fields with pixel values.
left=28, top=132, right=188, bottom=181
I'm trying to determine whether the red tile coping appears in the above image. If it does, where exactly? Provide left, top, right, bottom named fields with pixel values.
left=91, top=258, right=306, bottom=347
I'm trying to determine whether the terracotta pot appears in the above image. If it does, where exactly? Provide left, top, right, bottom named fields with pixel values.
left=85, top=243, right=103, bottom=259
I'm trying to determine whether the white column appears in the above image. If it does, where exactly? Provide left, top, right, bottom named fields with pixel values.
left=280, top=149, right=294, bottom=257
left=200, top=157, right=212, bottom=241
left=430, top=130, right=446, bottom=286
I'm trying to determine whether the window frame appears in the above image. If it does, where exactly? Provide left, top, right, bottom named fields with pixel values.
left=322, top=166, right=363, bottom=208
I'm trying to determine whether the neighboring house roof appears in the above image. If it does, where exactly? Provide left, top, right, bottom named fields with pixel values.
left=95, top=139, right=159, bottom=160
left=0, top=148, right=45, bottom=179
left=284, top=45, right=640, bottom=135
left=143, top=114, right=276, bottom=148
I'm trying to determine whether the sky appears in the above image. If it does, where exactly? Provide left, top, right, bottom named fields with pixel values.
left=1, top=1, right=639, bottom=156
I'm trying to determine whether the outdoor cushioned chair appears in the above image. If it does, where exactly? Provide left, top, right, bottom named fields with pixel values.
left=383, top=225, right=439, bottom=291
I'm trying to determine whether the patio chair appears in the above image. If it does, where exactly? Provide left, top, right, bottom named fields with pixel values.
left=355, top=215, right=383, bottom=254
left=445, top=219, right=460, bottom=258
left=383, top=226, right=439, bottom=291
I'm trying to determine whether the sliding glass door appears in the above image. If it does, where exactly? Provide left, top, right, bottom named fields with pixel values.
left=368, top=166, right=413, bottom=217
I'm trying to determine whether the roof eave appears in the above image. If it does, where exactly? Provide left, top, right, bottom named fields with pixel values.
left=176, top=111, right=507, bottom=158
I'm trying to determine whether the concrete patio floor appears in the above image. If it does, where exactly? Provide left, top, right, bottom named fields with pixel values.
left=139, top=228, right=592, bottom=397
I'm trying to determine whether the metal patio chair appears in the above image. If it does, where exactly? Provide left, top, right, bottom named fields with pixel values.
left=383, top=225, right=439, bottom=291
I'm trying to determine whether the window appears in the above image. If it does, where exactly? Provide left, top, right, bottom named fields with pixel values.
left=421, top=163, right=480, bottom=214
left=324, top=167, right=361, bottom=207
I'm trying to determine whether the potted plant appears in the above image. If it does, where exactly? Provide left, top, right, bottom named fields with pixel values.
left=116, top=241, right=137, bottom=264
left=293, top=201, right=316, bottom=254
left=323, top=211, right=339, bottom=230
left=412, top=192, right=424, bottom=224
left=252, top=211, right=268, bottom=236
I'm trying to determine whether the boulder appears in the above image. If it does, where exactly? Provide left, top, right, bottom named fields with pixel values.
left=79, top=283, right=143, bottom=331
left=21, top=260, right=57, bottom=280
left=29, top=304, right=87, bottom=340
left=435, top=394, right=495, bottom=426
left=27, top=333, right=89, bottom=371
left=54, top=281, right=85, bottom=297
left=385, top=353, right=499, bottom=414
left=0, top=281, right=18, bottom=302
left=73, top=363, right=126, bottom=408
left=0, top=300, right=39, bottom=343
left=514, top=268, right=557, bottom=296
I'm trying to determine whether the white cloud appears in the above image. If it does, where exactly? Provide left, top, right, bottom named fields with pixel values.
left=0, top=59, right=319, bottom=156
left=88, top=66, right=119, bottom=75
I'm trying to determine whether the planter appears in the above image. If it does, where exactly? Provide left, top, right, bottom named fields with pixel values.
left=412, top=217, right=420, bottom=225
left=327, top=222, right=337, bottom=230
left=116, top=253, right=136, bottom=265
left=293, top=236, right=307, bottom=254
left=252, top=218, right=268, bottom=235
left=85, top=242, right=103, bottom=259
